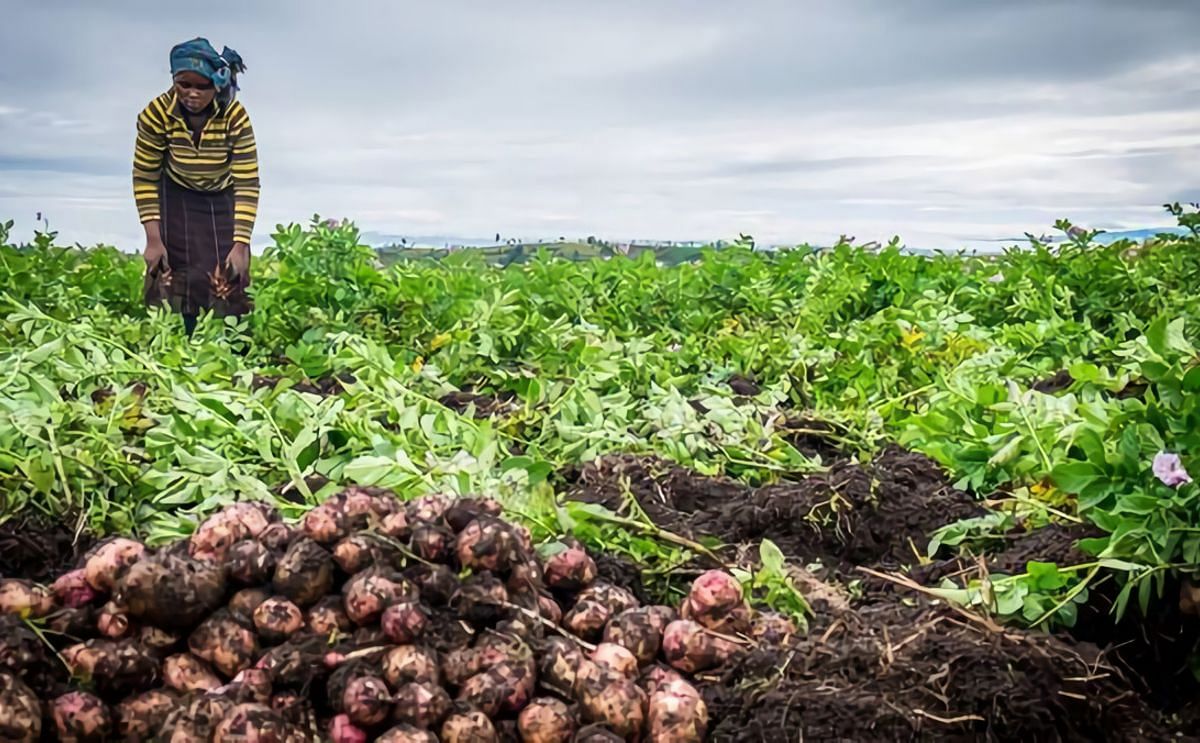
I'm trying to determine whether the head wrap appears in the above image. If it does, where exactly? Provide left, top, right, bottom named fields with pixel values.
left=169, top=38, right=246, bottom=92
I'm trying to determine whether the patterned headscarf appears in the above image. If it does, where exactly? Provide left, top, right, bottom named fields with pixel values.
left=169, top=37, right=245, bottom=92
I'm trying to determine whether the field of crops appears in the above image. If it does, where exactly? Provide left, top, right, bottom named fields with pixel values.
left=2, top=206, right=1200, bottom=741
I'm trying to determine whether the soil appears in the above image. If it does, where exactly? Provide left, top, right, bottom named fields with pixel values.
left=701, top=595, right=1175, bottom=742
left=0, top=512, right=91, bottom=582
left=559, top=445, right=984, bottom=571
left=251, top=371, right=355, bottom=396
left=439, top=389, right=519, bottom=419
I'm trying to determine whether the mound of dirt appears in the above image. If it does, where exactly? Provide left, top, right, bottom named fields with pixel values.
left=560, top=445, right=984, bottom=570
left=0, top=513, right=90, bottom=582
left=701, top=595, right=1172, bottom=742
left=439, top=389, right=519, bottom=418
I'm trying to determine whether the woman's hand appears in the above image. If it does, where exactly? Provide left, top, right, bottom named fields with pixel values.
left=226, top=242, right=250, bottom=280
left=143, top=221, right=168, bottom=269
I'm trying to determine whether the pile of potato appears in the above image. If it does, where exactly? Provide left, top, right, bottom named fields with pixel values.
left=0, top=487, right=794, bottom=741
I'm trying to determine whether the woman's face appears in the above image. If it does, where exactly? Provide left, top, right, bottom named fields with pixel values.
left=173, top=71, right=216, bottom=113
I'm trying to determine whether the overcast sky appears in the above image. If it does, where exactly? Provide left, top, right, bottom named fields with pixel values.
left=1, top=0, right=1198, bottom=250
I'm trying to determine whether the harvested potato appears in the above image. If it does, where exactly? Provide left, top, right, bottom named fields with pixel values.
left=253, top=597, right=304, bottom=643
left=0, top=672, right=41, bottom=743
left=84, top=538, right=146, bottom=593
left=0, top=578, right=54, bottom=619
left=118, top=552, right=227, bottom=629
left=392, top=682, right=451, bottom=730
left=518, top=697, right=576, bottom=743
left=51, top=691, right=112, bottom=743
left=542, top=545, right=598, bottom=592
left=272, top=538, right=334, bottom=608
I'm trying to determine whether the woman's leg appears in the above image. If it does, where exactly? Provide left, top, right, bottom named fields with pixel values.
left=183, top=313, right=198, bottom=336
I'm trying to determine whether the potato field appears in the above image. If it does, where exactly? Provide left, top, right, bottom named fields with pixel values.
left=2, top=207, right=1200, bottom=741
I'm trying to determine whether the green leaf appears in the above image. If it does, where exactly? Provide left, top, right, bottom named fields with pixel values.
left=1050, top=461, right=1103, bottom=493
left=759, top=539, right=786, bottom=574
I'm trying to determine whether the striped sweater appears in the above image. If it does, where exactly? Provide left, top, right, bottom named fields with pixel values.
left=132, top=90, right=260, bottom=244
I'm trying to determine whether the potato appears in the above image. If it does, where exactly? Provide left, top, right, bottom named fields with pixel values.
left=138, top=625, right=180, bottom=655
left=259, top=523, right=294, bottom=551
left=302, top=504, right=350, bottom=545
left=573, top=723, right=625, bottom=742
left=564, top=599, right=611, bottom=642
left=229, top=587, right=271, bottom=628
left=518, top=697, right=576, bottom=743
left=256, top=641, right=327, bottom=689
left=117, top=552, right=227, bottom=629
left=333, top=534, right=381, bottom=574
left=407, top=493, right=454, bottom=525
left=577, top=674, right=646, bottom=739
left=378, top=724, right=439, bottom=743
left=61, top=639, right=160, bottom=696
left=661, top=620, right=738, bottom=673
left=455, top=517, right=524, bottom=573
left=190, top=611, right=259, bottom=678
left=308, top=594, right=353, bottom=636
left=212, top=703, right=291, bottom=743
left=51, top=569, right=99, bottom=608
left=486, top=658, right=537, bottom=713
left=452, top=573, right=509, bottom=626
left=392, top=682, right=451, bottom=730
left=680, top=570, right=751, bottom=633
left=537, top=637, right=585, bottom=694
left=0, top=672, right=41, bottom=743
left=411, top=523, right=453, bottom=562
left=440, top=704, right=498, bottom=743
left=383, top=645, right=441, bottom=688
left=344, top=568, right=416, bottom=626
left=254, top=597, right=304, bottom=643
left=163, top=653, right=222, bottom=692
left=538, top=594, right=563, bottom=625
left=648, top=677, right=708, bottom=742
left=96, top=600, right=131, bottom=638
left=406, top=564, right=460, bottom=607
left=542, top=545, right=598, bottom=592
left=445, top=497, right=503, bottom=532
left=603, top=607, right=670, bottom=666
left=190, top=503, right=275, bottom=562
left=341, top=675, right=393, bottom=727
left=381, top=511, right=411, bottom=539
left=161, top=693, right=235, bottom=743
left=0, top=578, right=54, bottom=619
left=272, top=538, right=335, bottom=607
left=227, top=540, right=277, bottom=586
left=507, top=559, right=545, bottom=597
left=329, top=714, right=368, bottom=743
left=456, top=671, right=504, bottom=718
left=84, top=538, right=146, bottom=593
left=115, top=690, right=179, bottom=741
left=47, top=606, right=95, bottom=637
left=382, top=601, right=428, bottom=644
left=575, top=583, right=639, bottom=615
left=591, top=643, right=638, bottom=678
left=51, top=691, right=112, bottom=743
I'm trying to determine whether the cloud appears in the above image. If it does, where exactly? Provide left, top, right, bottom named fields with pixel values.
left=0, top=0, right=1197, bottom=251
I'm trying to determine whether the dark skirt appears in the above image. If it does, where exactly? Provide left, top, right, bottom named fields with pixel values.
left=143, top=175, right=252, bottom=318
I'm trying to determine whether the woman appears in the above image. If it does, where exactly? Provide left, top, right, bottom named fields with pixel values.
left=133, top=38, right=259, bottom=335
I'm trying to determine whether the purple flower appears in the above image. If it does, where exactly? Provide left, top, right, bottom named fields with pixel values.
left=1153, top=452, right=1192, bottom=487
left=324, top=218, right=341, bottom=229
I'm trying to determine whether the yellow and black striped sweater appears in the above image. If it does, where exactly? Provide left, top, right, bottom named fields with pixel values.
left=132, top=90, right=260, bottom=244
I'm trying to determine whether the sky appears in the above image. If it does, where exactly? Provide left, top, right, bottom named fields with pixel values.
left=1, top=0, right=1198, bottom=251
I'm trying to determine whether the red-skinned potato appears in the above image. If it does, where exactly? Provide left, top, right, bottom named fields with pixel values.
left=115, top=690, right=179, bottom=741
left=661, top=619, right=738, bottom=673
left=189, top=611, right=259, bottom=678
left=301, top=504, right=349, bottom=545
left=343, top=569, right=415, bottom=626
left=440, top=704, right=498, bottom=743
left=84, top=538, right=145, bottom=593
left=576, top=672, right=647, bottom=740
left=381, top=511, right=411, bottom=539
left=329, top=714, right=368, bottom=743
left=378, top=724, right=438, bottom=743
left=272, top=538, right=334, bottom=608
left=0, top=672, right=41, bottom=743
left=254, top=597, right=304, bottom=643
left=260, top=522, right=295, bottom=552
left=163, top=653, right=222, bottom=692
left=538, top=594, right=563, bottom=625
left=0, top=579, right=54, bottom=619
left=96, top=600, right=131, bottom=638
left=648, top=677, right=708, bottom=742
left=308, top=595, right=353, bottom=636
left=51, top=691, right=112, bottom=743
left=603, top=607, right=668, bottom=667
left=212, top=703, right=291, bottom=743
left=342, top=675, right=393, bottom=727
left=229, top=587, right=271, bottom=628
left=411, top=523, right=452, bottom=563
left=455, top=671, right=503, bottom=717
left=591, top=643, right=638, bottom=678
left=576, top=583, right=639, bottom=615
left=117, top=552, right=227, bottom=629
left=751, top=612, right=798, bottom=644
left=407, top=493, right=454, bottom=525
left=51, top=569, right=98, bottom=609
left=444, top=497, right=503, bottom=532
left=542, top=545, right=598, bottom=592
left=226, top=540, right=277, bottom=586
left=680, top=570, right=751, bottom=633
left=518, top=697, right=576, bottom=743
left=451, top=573, right=509, bottom=627
left=392, top=683, right=451, bottom=730
left=537, top=637, right=586, bottom=695
left=381, top=601, right=428, bottom=644
left=383, top=645, right=441, bottom=689
left=333, top=534, right=380, bottom=574
left=455, top=517, right=523, bottom=573
left=564, top=599, right=611, bottom=642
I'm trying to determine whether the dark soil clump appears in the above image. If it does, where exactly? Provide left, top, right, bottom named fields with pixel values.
left=560, top=445, right=984, bottom=570
left=700, top=596, right=1172, bottom=742
left=439, top=389, right=519, bottom=418
left=0, top=512, right=91, bottom=582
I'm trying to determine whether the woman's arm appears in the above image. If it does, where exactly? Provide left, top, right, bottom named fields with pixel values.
left=132, top=99, right=168, bottom=265
left=228, top=104, right=260, bottom=248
